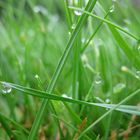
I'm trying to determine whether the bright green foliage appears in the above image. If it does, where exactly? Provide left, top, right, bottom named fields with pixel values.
left=0, top=0, right=140, bottom=140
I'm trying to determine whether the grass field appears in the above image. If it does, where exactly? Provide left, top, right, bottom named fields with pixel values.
left=0, top=0, right=140, bottom=139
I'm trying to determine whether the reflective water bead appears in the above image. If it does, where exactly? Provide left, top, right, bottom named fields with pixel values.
left=68, top=32, right=71, bottom=36
left=81, top=54, right=88, bottom=64
left=94, top=75, right=102, bottom=85
left=74, top=10, right=82, bottom=16
left=35, top=74, right=39, bottom=79
left=62, top=94, right=72, bottom=99
left=138, top=45, right=140, bottom=52
left=109, top=5, right=115, bottom=13
left=105, top=98, right=111, bottom=103
left=1, top=82, right=12, bottom=94
left=121, top=66, right=128, bottom=72
left=135, top=71, right=140, bottom=79
left=113, top=83, right=126, bottom=94
left=71, top=24, right=76, bottom=30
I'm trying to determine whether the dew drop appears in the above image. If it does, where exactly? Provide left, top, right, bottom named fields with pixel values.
left=105, top=98, right=111, bottom=103
left=62, top=94, right=72, bottom=99
left=74, top=10, right=82, bottom=16
left=82, top=38, right=86, bottom=43
left=33, top=5, right=47, bottom=15
left=35, top=74, right=39, bottom=79
left=113, top=83, right=126, bottom=94
left=121, top=66, right=128, bottom=72
left=68, top=31, right=71, bottom=36
left=71, top=24, right=76, bottom=30
left=135, top=71, right=140, bottom=79
left=138, top=45, right=140, bottom=52
left=81, top=54, right=88, bottom=64
left=1, top=82, right=12, bottom=94
left=109, top=5, right=115, bottom=13
left=33, top=6, right=41, bottom=13
left=94, top=74, right=102, bottom=85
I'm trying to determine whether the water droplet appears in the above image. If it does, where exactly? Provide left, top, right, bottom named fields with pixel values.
left=33, top=5, right=48, bottom=15
left=113, top=83, right=126, bottom=94
left=82, top=38, right=86, bottom=43
left=138, top=45, right=140, bottom=52
left=74, top=10, right=82, bottom=16
left=105, top=98, right=111, bottom=103
left=109, top=5, right=115, bottom=13
left=71, top=24, right=76, bottom=30
left=68, top=31, right=71, bottom=36
left=62, top=94, right=72, bottom=99
left=94, top=74, right=102, bottom=85
left=135, top=71, right=140, bottom=79
left=35, top=74, right=39, bottom=79
left=1, top=82, right=12, bottom=94
left=121, top=66, right=128, bottom=72
left=33, top=6, right=40, bottom=13
left=81, top=54, right=88, bottom=64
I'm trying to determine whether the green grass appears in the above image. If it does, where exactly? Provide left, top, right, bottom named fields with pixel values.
left=0, top=0, right=140, bottom=139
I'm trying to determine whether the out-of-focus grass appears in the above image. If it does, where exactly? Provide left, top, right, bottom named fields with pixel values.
left=0, top=0, right=140, bottom=139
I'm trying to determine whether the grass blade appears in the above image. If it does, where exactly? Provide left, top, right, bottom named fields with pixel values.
left=69, top=6, right=140, bottom=69
left=0, top=112, right=29, bottom=134
left=81, top=11, right=110, bottom=53
left=77, top=88, right=140, bottom=139
left=69, top=6, right=140, bottom=41
left=0, top=112, right=17, bottom=140
left=1, top=81, right=140, bottom=116
left=108, top=25, right=140, bottom=69
left=27, top=1, right=98, bottom=139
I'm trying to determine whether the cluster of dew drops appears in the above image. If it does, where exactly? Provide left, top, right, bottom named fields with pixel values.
left=69, top=0, right=116, bottom=36
left=70, top=4, right=114, bottom=86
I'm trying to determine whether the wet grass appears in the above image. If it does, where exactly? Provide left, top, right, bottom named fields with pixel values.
left=0, top=0, right=140, bottom=139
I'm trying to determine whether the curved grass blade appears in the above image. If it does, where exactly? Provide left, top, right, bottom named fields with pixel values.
left=51, top=114, right=91, bottom=140
left=77, top=88, right=140, bottom=139
left=0, top=112, right=29, bottom=134
left=27, top=1, right=98, bottom=140
left=68, top=6, right=139, bottom=41
left=0, top=112, right=18, bottom=140
left=81, top=11, right=110, bottom=53
left=108, top=25, right=140, bottom=69
left=64, top=0, right=72, bottom=30
left=69, top=6, right=140, bottom=69
left=1, top=81, right=140, bottom=116
left=35, top=74, right=64, bottom=139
